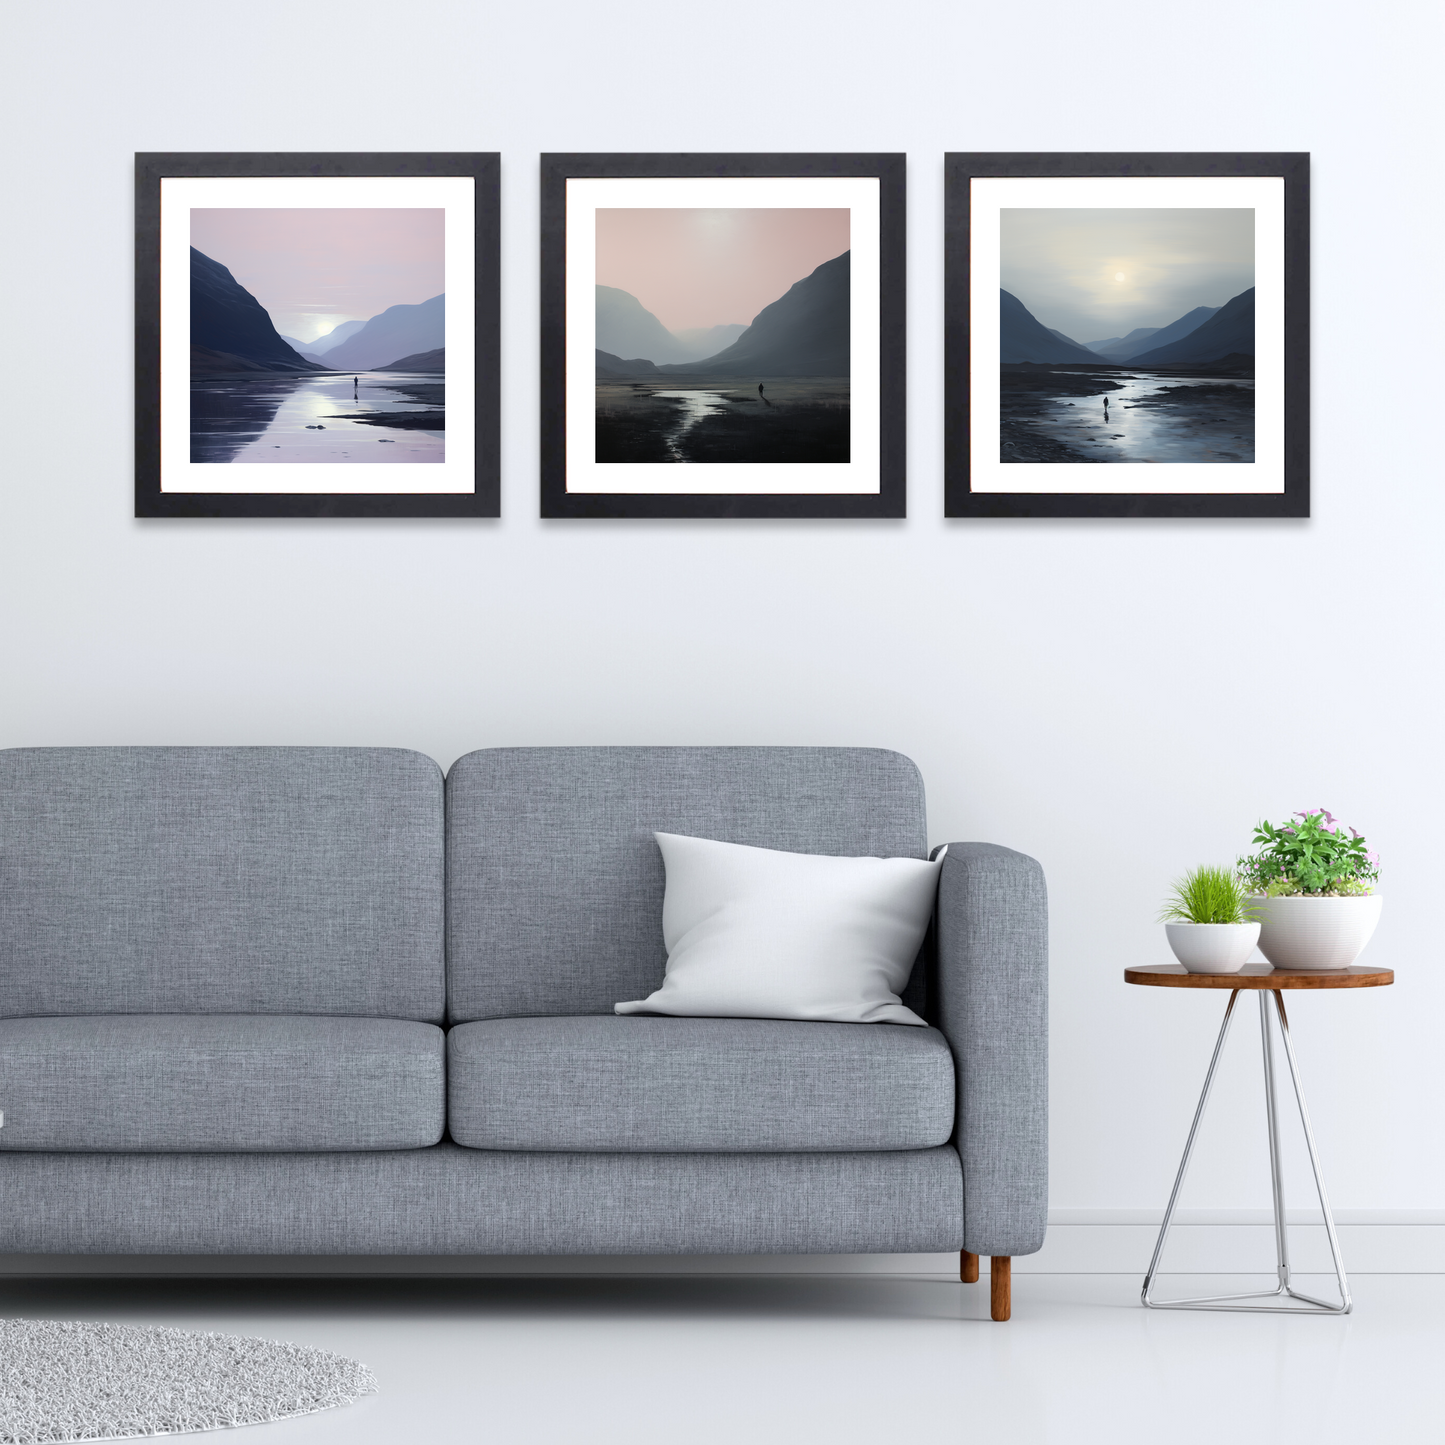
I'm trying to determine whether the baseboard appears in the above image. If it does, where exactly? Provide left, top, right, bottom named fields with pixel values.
left=1, top=1216, right=1439, bottom=1278
left=1023, top=1213, right=1445, bottom=1275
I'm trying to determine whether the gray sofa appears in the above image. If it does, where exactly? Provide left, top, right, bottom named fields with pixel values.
left=0, top=745, right=1047, bottom=1319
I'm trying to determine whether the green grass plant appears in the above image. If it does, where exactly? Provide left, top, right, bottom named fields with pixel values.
left=1158, top=865, right=1259, bottom=925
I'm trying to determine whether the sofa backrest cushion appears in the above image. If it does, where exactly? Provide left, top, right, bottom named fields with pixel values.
left=0, top=748, right=444, bottom=1020
left=445, top=747, right=928, bottom=1022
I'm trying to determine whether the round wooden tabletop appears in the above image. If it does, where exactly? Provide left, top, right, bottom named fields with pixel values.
left=1125, top=963, right=1393, bottom=990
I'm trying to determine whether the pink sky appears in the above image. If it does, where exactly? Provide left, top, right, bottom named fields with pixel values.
left=190, top=208, right=444, bottom=343
left=596, top=209, right=849, bottom=332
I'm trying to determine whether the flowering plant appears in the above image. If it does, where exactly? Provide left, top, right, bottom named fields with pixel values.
left=1237, top=808, right=1380, bottom=897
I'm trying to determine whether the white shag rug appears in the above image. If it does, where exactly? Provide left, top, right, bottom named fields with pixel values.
left=0, top=1318, right=377, bottom=1443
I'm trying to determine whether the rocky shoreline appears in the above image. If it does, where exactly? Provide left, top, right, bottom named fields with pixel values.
left=595, top=379, right=848, bottom=464
left=999, top=362, right=1254, bottom=463
left=999, top=366, right=1126, bottom=462
left=325, top=381, right=443, bottom=431
left=338, top=411, right=445, bottom=430
left=1000, top=416, right=1101, bottom=463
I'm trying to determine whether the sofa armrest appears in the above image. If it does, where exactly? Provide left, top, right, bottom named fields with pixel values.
left=933, top=841, right=1048, bottom=1257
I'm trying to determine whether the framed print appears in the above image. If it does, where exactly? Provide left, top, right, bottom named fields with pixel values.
left=136, top=152, right=499, bottom=517
left=945, top=153, right=1309, bottom=518
left=540, top=153, right=905, bottom=518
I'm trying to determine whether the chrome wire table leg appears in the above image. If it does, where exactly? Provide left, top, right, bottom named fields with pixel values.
left=1261, top=989, right=1291, bottom=1300
left=1142, top=986, right=1353, bottom=1313
left=1141, top=989, right=1239, bottom=1307
left=1271, top=990, right=1352, bottom=1313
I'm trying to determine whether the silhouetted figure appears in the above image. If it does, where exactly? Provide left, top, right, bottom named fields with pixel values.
left=758, top=383, right=764, bottom=398
left=1103, top=397, right=1109, bottom=416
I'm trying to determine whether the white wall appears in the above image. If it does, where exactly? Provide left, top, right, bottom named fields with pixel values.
left=3, top=0, right=1440, bottom=1264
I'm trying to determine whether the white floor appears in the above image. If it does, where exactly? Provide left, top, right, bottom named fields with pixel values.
left=1, top=1271, right=1439, bottom=1444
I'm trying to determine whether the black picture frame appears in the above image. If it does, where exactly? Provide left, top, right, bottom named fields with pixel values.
left=135, top=151, right=500, bottom=518
left=944, top=152, right=1309, bottom=518
left=540, top=152, right=906, bottom=519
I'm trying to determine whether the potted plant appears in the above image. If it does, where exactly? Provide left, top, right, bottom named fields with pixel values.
left=1159, top=865, right=1261, bottom=974
left=1237, top=808, right=1382, bottom=971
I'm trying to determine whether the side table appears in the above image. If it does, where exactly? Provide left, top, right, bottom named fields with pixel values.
left=1125, top=962, right=1393, bottom=1314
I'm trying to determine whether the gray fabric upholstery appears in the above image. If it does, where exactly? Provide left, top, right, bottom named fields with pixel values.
left=934, top=842, right=1049, bottom=1257
left=0, top=743, right=1046, bottom=1266
left=447, top=1015, right=955, bottom=1152
left=445, top=747, right=928, bottom=1022
left=0, top=1016, right=445, bottom=1152
left=0, top=1145, right=962, bottom=1255
left=0, top=748, right=444, bottom=1021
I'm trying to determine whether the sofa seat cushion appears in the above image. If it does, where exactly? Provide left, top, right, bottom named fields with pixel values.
left=447, top=1015, right=955, bottom=1152
left=0, top=1016, right=444, bottom=1152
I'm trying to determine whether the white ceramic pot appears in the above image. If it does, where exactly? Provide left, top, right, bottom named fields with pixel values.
left=1165, top=921, right=1262, bottom=974
left=1249, top=893, right=1384, bottom=971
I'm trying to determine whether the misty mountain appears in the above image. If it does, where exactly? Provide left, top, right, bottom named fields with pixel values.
left=671, top=323, right=748, bottom=361
left=1139, top=306, right=1219, bottom=354
left=596, top=287, right=694, bottom=365
left=377, top=348, right=445, bottom=372
left=1085, top=336, right=1124, bottom=352
left=661, top=251, right=851, bottom=377
left=1100, top=308, right=1218, bottom=361
left=1046, top=327, right=1092, bottom=349
left=279, top=339, right=329, bottom=365
left=1093, top=326, right=1161, bottom=360
left=306, top=318, right=369, bottom=355
left=1000, top=290, right=1102, bottom=364
left=190, top=345, right=290, bottom=377
left=596, top=349, right=662, bottom=378
left=321, top=295, right=445, bottom=371
left=190, top=248, right=323, bottom=373
left=594, top=293, right=747, bottom=366
left=1131, top=290, right=1254, bottom=364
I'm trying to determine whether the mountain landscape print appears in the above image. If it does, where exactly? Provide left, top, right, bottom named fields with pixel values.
left=998, top=208, right=1255, bottom=464
left=593, top=208, right=850, bottom=463
left=189, top=208, right=445, bottom=462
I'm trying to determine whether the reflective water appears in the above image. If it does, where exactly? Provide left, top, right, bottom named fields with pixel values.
left=653, top=391, right=729, bottom=463
left=1013, top=372, right=1254, bottom=464
left=190, top=373, right=443, bottom=463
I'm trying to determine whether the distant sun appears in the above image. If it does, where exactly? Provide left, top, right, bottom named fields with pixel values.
left=1114, top=272, right=1126, bottom=281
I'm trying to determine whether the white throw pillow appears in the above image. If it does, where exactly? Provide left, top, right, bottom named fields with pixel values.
left=615, top=833, right=944, bottom=1026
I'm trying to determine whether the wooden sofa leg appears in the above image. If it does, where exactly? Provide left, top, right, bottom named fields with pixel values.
left=990, top=1257, right=1012, bottom=1321
left=960, top=1250, right=979, bottom=1283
